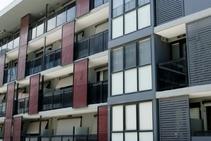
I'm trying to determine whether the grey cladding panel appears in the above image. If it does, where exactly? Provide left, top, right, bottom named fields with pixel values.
left=187, top=16, right=211, bottom=86
left=159, top=96, right=190, bottom=141
left=156, top=0, right=184, bottom=25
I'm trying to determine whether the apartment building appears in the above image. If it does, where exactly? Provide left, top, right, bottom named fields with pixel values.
left=0, top=0, right=211, bottom=141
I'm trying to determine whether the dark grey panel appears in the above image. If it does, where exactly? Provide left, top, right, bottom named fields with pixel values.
left=156, top=0, right=184, bottom=25
left=185, top=0, right=211, bottom=15
left=187, top=16, right=211, bottom=86
left=159, top=96, right=190, bottom=141
left=192, top=136, right=211, bottom=141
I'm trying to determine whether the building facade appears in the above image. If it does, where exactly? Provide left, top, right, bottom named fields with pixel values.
left=0, top=0, right=211, bottom=141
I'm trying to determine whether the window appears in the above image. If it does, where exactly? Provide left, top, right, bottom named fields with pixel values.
left=47, top=17, right=56, bottom=31
left=112, top=72, right=123, bottom=95
left=125, top=69, right=137, bottom=93
left=139, top=0, right=150, bottom=6
left=111, top=38, right=152, bottom=96
left=125, top=43, right=136, bottom=69
left=31, top=27, right=37, bottom=39
left=13, top=37, right=20, bottom=48
left=112, top=16, right=123, bottom=39
left=138, top=4, right=151, bottom=29
left=113, top=0, right=123, bottom=17
left=112, top=106, right=123, bottom=131
left=125, top=0, right=136, bottom=12
left=139, top=38, right=151, bottom=66
left=139, top=65, right=152, bottom=91
left=112, top=47, right=123, bottom=72
left=111, top=0, right=151, bottom=39
left=57, top=11, right=67, bottom=26
left=139, top=102, right=153, bottom=130
left=125, top=10, right=137, bottom=34
left=112, top=133, right=123, bottom=141
left=67, top=7, right=76, bottom=22
left=139, top=132, right=153, bottom=141
left=125, top=133, right=138, bottom=141
left=36, top=23, right=44, bottom=37
left=111, top=102, right=153, bottom=141
left=125, top=105, right=137, bottom=130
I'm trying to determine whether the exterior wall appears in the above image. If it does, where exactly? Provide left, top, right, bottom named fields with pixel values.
left=185, top=0, right=211, bottom=15
left=73, top=59, right=88, bottom=108
left=29, top=74, right=40, bottom=114
left=156, top=0, right=184, bottom=25
left=17, top=14, right=30, bottom=80
left=187, top=16, right=211, bottom=86
left=159, top=96, right=190, bottom=141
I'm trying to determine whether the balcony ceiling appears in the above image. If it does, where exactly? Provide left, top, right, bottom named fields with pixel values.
left=0, top=0, right=70, bottom=38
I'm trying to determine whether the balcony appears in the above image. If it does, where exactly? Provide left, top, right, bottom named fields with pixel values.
left=14, top=97, right=29, bottom=114
left=75, top=30, right=108, bottom=60
left=90, top=0, right=108, bottom=9
left=23, top=134, right=97, bottom=141
left=41, top=87, right=73, bottom=111
left=26, top=49, right=61, bottom=76
left=157, top=58, right=188, bottom=91
left=0, top=36, right=20, bottom=54
left=30, top=5, right=76, bottom=40
left=88, top=81, right=108, bottom=104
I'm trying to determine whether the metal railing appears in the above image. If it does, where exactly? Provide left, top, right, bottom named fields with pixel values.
left=23, top=134, right=97, bottom=141
left=157, top=58, right=188, bottom=91
left=88, top=81, right=108, bottom=104
left=0, top=36, right=20, bottom=54
left=41, top=87, right=73, bottom=111
left=90, top=0, right=108, bottom=9
left=26, top=49, right=61, bottom=76
left=30, top=6, right=76, bottom=40
left=75, top=30, right=108, bottom=60
left=14, top=97, right=29, bottom=114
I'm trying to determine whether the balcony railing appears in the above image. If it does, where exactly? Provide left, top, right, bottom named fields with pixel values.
left=90, top=0, right=108, bottom=9
left=26, top=49, right=61, bottom=76
left=157, top=58, right=188, bottom=91
left=23, top=134, right=97, bottom=141
left=14, top=97, right=29, bottom=114
left=0, top=36, right=20, bottom=54
left=41, top=87, right=73, bottom=111
left=75, top=30, right=108, bottom=60
left=88, top=81, right=108, bottom=104
left=0, top=103, right=5, bottom=117
left=30, top=6, right=76, bottom=40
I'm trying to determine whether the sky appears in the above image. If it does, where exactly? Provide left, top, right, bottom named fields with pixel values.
left=0, top=0, right=14, bottom=11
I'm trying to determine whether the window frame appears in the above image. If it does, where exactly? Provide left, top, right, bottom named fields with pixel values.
left=111, top=0, right=151, bottom=39
left=111, top=101, right=154, bottom=141
left=110, top=37, right=152, bottom=97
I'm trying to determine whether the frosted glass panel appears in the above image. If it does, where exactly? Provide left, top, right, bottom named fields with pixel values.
left=125, top=132, right=138, bottom=141
left=112, top=16, right=123, bottom=38
left=139, top=102, right=153, bottom=130
left=138, top=5, right=151, bottom=29
left=139, top=132, right=153, bottom=141
left=125, top=105, right=137, bottom=130
left=112, top=133, right=123, bottom=141
left=112, top=106, right=123, bottom=131
left=125, top=69, right=137, bottom=93
left=139, top=65, right=152, bottom=91
left=112, top=72, right=123, bottom=95
left=125, top=10, right=137, bottom=34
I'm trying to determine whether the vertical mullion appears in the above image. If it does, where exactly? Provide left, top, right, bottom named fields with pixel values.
left=123, top=105, right=126, bottom=141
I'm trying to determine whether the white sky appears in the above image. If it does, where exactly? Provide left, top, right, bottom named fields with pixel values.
left=0, top=0, right=14, bottom=11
